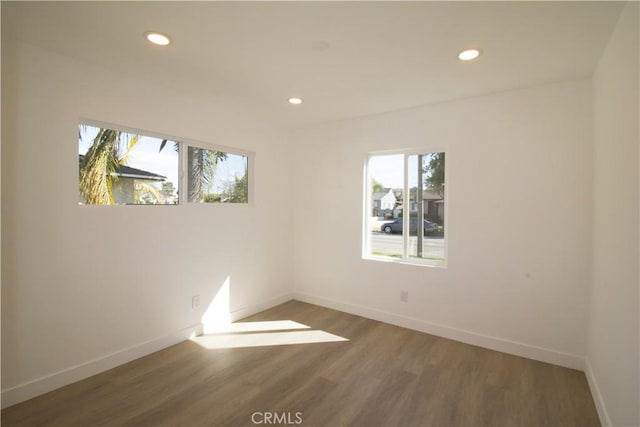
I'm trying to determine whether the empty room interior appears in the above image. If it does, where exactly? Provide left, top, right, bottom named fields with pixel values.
left=1, top=1, right=639, bottom=426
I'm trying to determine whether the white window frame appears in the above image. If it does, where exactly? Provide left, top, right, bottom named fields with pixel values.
left=363, top=148, right=448, bottom=268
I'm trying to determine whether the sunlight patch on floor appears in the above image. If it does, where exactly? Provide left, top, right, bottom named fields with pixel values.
left=191, top=328, right=349, bottom=349
left=197, top=276, right=348, bottom=348
left=208, top=320, right=311, bottom=334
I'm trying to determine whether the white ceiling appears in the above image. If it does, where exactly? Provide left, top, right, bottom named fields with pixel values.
left=2, top=1, right=624, bottom=129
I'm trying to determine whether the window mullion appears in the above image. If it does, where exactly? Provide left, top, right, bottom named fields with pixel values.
left=364, top=154, right=372, bottom=258
left=403, top=153, right=409, bottom=260
left=179, top=141, right=184, bottom=205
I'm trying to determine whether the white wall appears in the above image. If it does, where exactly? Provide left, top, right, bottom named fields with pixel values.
left=1, top=41, right=292, bottom=405
left=588, top=3, right=639, bottom=426
left=291, top=78, right=594, bottom=368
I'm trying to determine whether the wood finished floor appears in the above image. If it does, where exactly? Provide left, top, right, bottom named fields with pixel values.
left=2, top=300, right=600, bottom=427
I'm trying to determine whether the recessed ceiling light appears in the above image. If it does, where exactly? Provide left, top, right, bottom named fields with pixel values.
left=458, top=48, right=481, bottom=61
left=144, top=31, right=172, bottom=46
left=288, top=97, right=303, bottom=105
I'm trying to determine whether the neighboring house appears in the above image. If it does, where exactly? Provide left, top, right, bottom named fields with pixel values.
left=395, top=189, right=445, bottom=224
left=372, top=187, right=444, bottom=222
left=380, top=189, right=397, bottom=210
left=371, top=188, right=399, bottom=217
left=422, top=190, right=444, bottom=224
left=79, top=155, right=167, bottom=204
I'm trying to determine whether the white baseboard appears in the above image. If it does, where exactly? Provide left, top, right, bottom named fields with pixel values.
left=2, top=291, right=587, bottom=411
left=229, top=292, right=295, bottom=322
left=293, top=291, right=586, bottom=370
left=1, top=292, right=294, bottom=410
left=584, top=358, right=612, bottom=427
left=1, top=322, right=202, bottom=409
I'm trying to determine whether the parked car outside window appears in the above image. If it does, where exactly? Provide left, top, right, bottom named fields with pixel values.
left=380, top=218, right=438, bottom=235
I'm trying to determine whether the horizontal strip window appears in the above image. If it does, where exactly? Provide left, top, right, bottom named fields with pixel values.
left=78, top=121, right=252, bottom=206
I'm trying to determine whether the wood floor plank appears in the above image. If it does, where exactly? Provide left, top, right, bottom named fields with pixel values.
left=2, top=300, right=601, bottom=427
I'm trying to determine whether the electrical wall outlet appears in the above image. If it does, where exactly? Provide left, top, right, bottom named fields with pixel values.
left=400, top=290, right=408, bottom=303
left=192, top=295, right=200, bottom=309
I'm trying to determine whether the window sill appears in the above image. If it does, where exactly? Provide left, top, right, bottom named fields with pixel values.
left=362, top=255, right=447, bottom=269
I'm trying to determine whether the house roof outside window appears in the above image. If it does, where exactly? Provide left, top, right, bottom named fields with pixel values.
left=78, top=155, right=166, bottom=182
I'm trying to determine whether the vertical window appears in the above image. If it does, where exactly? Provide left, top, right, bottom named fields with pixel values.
left=187, top=146, right=249, bottom=204
left=78, top=124, right=179, bottom=205
left=365, top=151, right=446, bottom=266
